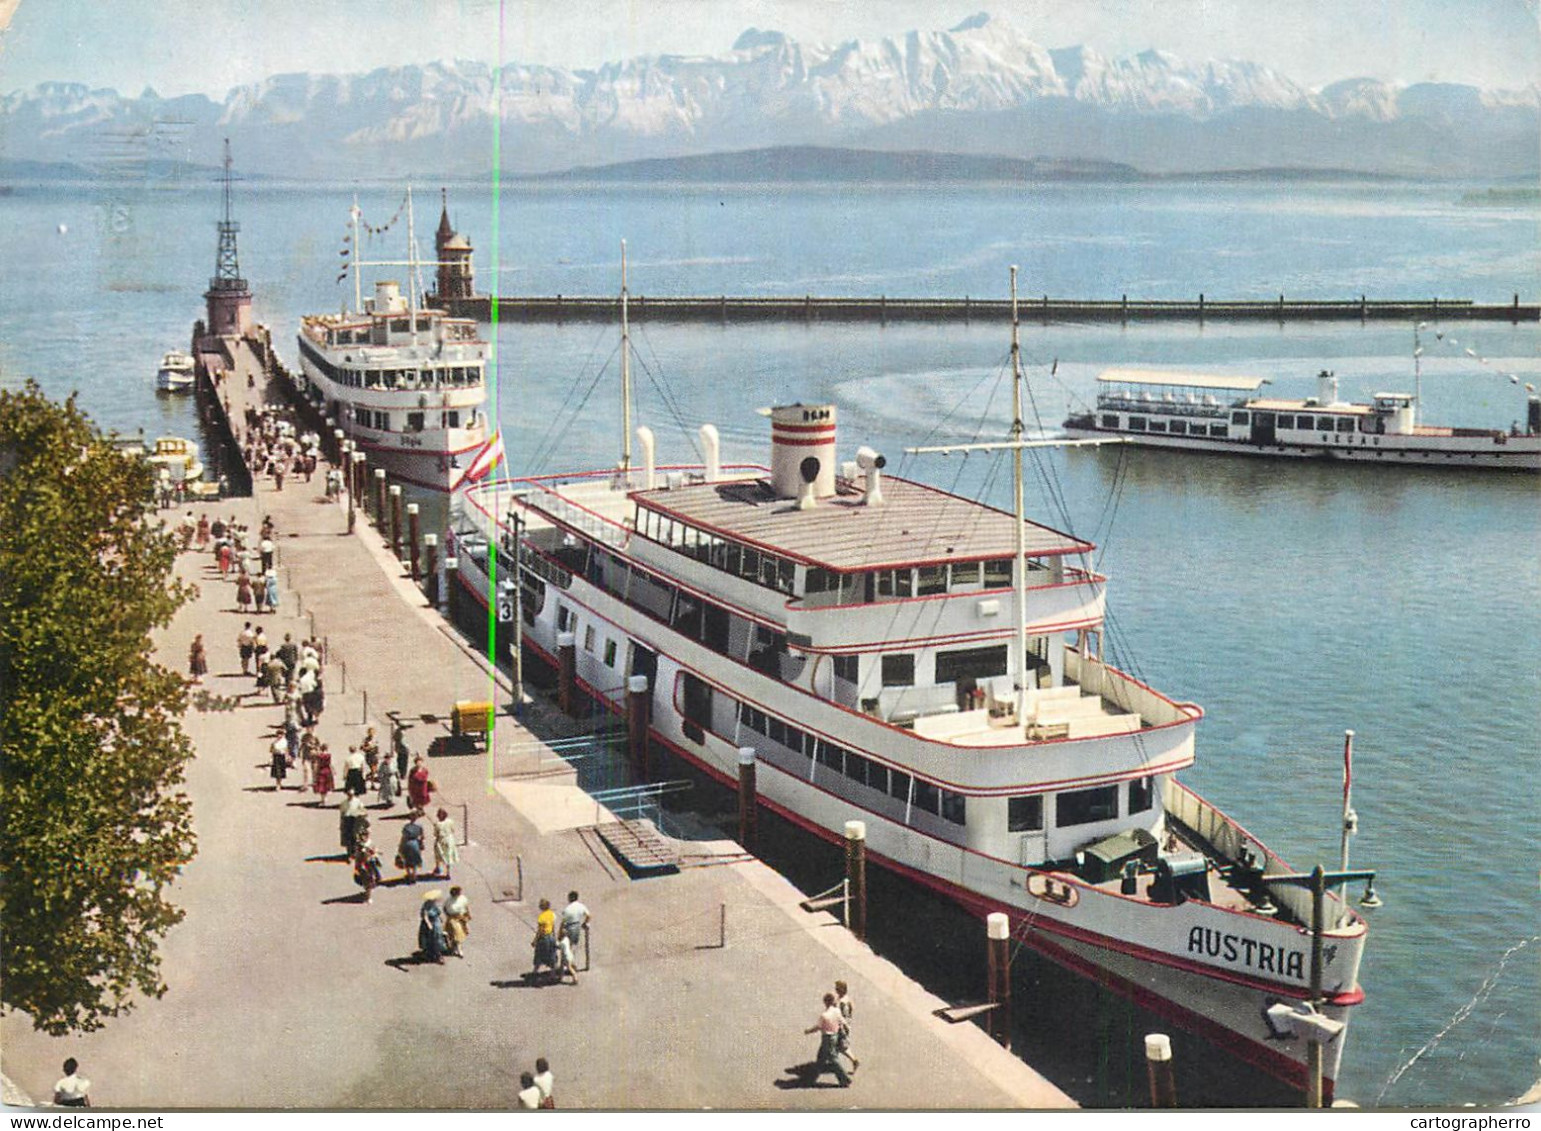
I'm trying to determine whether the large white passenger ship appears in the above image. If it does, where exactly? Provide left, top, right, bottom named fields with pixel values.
left=1064, top=367, right=1541, bottom=470
left=295, top=192, right=490, bottom=495
left=449, top=267, right=1372, bottom=1100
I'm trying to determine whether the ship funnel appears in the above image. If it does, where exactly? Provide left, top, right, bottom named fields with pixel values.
left=770, top=404, right=836, bottom=501
left=699, top=424, right=721, bottom=482
left=855, top=445, right=886, bottom=506
left=636, top=426, right=656, bottom=490
left=1317, top=369, right=1340, bottom=407
left=371, top=280, right=407, bottom=315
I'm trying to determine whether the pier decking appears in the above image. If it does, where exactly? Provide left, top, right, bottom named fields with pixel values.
left=444, top=293, right=1540, bottom=324
left=0, top=333, right=1073, bottom=1111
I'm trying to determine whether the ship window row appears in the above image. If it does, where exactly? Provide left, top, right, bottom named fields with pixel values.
left=637, top=507, right=1027, bottom=602
left=1276, top=414, right=1357, bottom=433
left=1097, top=394, right=1228, bottom=417
left=735, top=700, right=966, bottom=825
left=335, top=365, right=481, bottom=390
left=1006, top=777, right=1151, bottom=832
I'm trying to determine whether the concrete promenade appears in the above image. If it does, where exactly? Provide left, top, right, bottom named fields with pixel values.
left=0, top=338, right=1073, bottom=1111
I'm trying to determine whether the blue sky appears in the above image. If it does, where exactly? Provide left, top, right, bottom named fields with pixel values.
left=1, top=0, right=1536, bottom=97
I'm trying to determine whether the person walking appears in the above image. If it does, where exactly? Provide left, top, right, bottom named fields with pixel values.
left=804, top=993, right=852, bottom=1088
left=269, top=735, right=290, bottom=791
left=516, top=1073, right=542, bottom=1110
left=217, top=538, right=233, bottom=579
left=397, top=810, right=426, bottom=883
left=407, top=756, right=434, bottom=812
left=259, top=535, right=275, bottom=575
left=236, top=570, right=253, bottom=615
left=251, top=571, right=268, bottom=615
left=353, top=833, right=383, bottom=903
left=343, top=746, right=368, bottom=797
left=417, top=890, right=446, bottom=964
left=432, top=808, right=459, bottom=880
left=360, top=727, right=381, bottom=773
left=251, top=625, right=268, bottom=676
left=263, top=571, right=280, bottom=616
left=533, top=1059, right=555, bottom=1108
left=196, top=513, right=211, bottom=549
left=276, top=633, right=300, bottom=684
left=373, top=752, right=400, bottom=808
left=393, top=722, right=411, bottom=781
left=53, top=1058, right=91, bottom=1107
left=296, top=667, right=319, bottom=727
left=558, top=891, right=590, bottom=985
left=313, top=744, right=336, bottom=805
left=187, top=634, right=208, bottom=685
left=530, top=898, right=559, bottom=983
left=834, top=980, right=859, bottom=1073
left=339, top=791, right=368, bottom=858
left=443, top=886, right=470, bottom=956
left=264, top=653, right=287, bottom=705
left=237, top=622, right=256, bottom=675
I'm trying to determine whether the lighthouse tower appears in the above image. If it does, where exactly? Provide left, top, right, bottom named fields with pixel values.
left=432, top=188, right=475, bottom=306
left=204, top=138, right=252, bottom=338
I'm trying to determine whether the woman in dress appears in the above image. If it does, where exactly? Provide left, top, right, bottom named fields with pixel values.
left=269, top=736, right=289, bottom=790
left=263, top=571, right=280, bottom=615
left=407, top=756, right=434, bottom=812
left=312, top=744, right=335, bottom=804
left=397, top=811, right=426, bottom=884
left=339, top=791, right=368, bottom=857
left=373, top=754, right=399, bottom=808
left=236, top=570, right=253, bottom=614
left=530, top=898, right=559, bottom=983
left=432, top=808, right=460, bottom=880
left=443, top=887, right=470, bottom=956
left=342, top=746, right=368, bottom=797
left=187, top=635, right=208, bottom=685
left=417, top=891, right=446, bottom=964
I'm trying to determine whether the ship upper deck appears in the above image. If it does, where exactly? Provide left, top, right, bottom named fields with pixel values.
left=632, top=472, right=1091, bottom=571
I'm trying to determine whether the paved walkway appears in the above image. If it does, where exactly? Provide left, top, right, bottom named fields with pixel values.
left=0, top=337, right=1073, bottom=1110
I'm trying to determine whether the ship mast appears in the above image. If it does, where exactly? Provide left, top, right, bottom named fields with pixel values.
left=350, top=195, right=363, bottom=315
left=621, top=239, right=633, bottom=474
left=1009, top=266, right=1030, bottom=725
left=406, top=184, right=420, bottom=347
left=1412, top=323, right=1422, bottom=428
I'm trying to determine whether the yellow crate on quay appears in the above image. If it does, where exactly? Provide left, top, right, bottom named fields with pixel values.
left=451, top=700, right=493, bottom=737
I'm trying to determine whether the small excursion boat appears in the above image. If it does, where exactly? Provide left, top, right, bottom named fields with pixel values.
left=146, top=436, right=205, bottom=486
left=155, top=350, right=196, bottom=392
left=1063, top=344, right=1541, bottom=471
left=448, top=259, right=1376, bottom=1100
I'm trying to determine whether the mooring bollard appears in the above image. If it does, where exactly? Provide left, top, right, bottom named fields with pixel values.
left=407, top=503, right=421, bottom=581
left=389, top=486, right=404, bottom=560
left=374, top=468, right=387, bottom=528
left=737, top=746, right=757, bottom=852
left=626, top=675, right=650, bottom=779
left=557, top=632, right=577, bottom=716
left=987, top=912, right=1012, bottom=1049
left=444, top=556, right=459, bottom=622
left=844, top=820, right=867, bottom=943
left=1146, top=1033, right=1177, bottom=1108
left=424, top=534, right=439, bottom=606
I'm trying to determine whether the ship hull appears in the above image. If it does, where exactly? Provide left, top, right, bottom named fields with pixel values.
left=1063, top=423, right=1541, bottom=470
left=449, top=526, right=1362, bottom=1100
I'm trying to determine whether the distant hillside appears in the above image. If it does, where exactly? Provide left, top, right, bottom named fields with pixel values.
left=537, top=146, right=1143, bottom=183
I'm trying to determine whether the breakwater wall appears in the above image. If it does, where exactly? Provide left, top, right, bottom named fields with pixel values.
left=445, top=293, right=1540, bottom=325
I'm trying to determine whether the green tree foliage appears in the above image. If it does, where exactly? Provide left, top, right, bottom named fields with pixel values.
left=0, top=381, right=197, bottom=1034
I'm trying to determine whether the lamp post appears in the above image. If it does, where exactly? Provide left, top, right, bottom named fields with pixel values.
left=1264, top=865, right=1378, bottom=1107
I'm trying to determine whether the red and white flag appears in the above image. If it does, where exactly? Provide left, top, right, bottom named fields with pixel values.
left=457, top=430, right=506, bottom=487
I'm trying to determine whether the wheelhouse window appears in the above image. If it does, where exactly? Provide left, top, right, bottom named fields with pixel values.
left=833, top=654, right=859, bottom=683
left=1056, top=785, right=1119, bottom=828
left=1232, top=411, right=1250, bottom=426
left=1128, top=776, right=1154, bottom=814
left=983, top=559, right=1013, bottom=588
left=1008, top=795, right=1044, bottom=832
left=935, top=645, right=1008, bottom=686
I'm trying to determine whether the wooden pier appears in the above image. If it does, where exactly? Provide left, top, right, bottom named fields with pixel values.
left=445, top=293, right=1540, bottom=325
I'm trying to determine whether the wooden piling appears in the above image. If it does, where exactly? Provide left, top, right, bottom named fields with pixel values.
left=1145, top=1034, right=1177, bottom=1108
left=557, top=632, right=577, bottom=716
left=407, top=503, right=421, bottom=581
left=374, top=469, right=387, bottom=528
left=626, top=674, right=650, bottom=780
left=986, top=911, right=1011, bottom=1050
left=389, top=486, right=403, bottom=560
left=844, top=820, right=867, bottom=943
left=423, top=533, right=438, bottom=606
left=737, top=746, right=757, bottom=852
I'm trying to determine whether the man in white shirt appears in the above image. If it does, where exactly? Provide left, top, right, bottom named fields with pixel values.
left=558, top=892, right=590, bottom=984
left=803, top=993, right=851, bottom=1087
left=533, top=1058, right=554, bottom=1107
left=53, top=1058, right=90, bottom=1107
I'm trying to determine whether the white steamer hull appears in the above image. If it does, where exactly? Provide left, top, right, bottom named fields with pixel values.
left=449, top=528, right=1363, bottom=1099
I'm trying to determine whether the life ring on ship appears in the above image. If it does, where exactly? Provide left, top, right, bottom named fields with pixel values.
left=1026, top=872, right=1079, bottom=907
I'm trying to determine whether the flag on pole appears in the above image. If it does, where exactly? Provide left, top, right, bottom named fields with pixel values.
left=458, top=430, right=506, bottom=487
left=1342, top=731, right=1354, bottom=801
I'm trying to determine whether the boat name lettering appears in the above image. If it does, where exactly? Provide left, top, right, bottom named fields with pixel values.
left=1186, top=927, right=1304, bottom=980
left=399, top=435, right=424, bottom=448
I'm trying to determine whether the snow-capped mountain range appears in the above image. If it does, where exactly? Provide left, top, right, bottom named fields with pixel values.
left=3, top=12, right=1536, bottom=179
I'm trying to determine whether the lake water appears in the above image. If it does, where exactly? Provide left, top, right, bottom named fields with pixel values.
left=2, top=178, right=1537, bottom=1108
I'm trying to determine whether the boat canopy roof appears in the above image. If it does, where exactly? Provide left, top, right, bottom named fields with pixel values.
left=1097, top=368, right=1266, bottom=392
